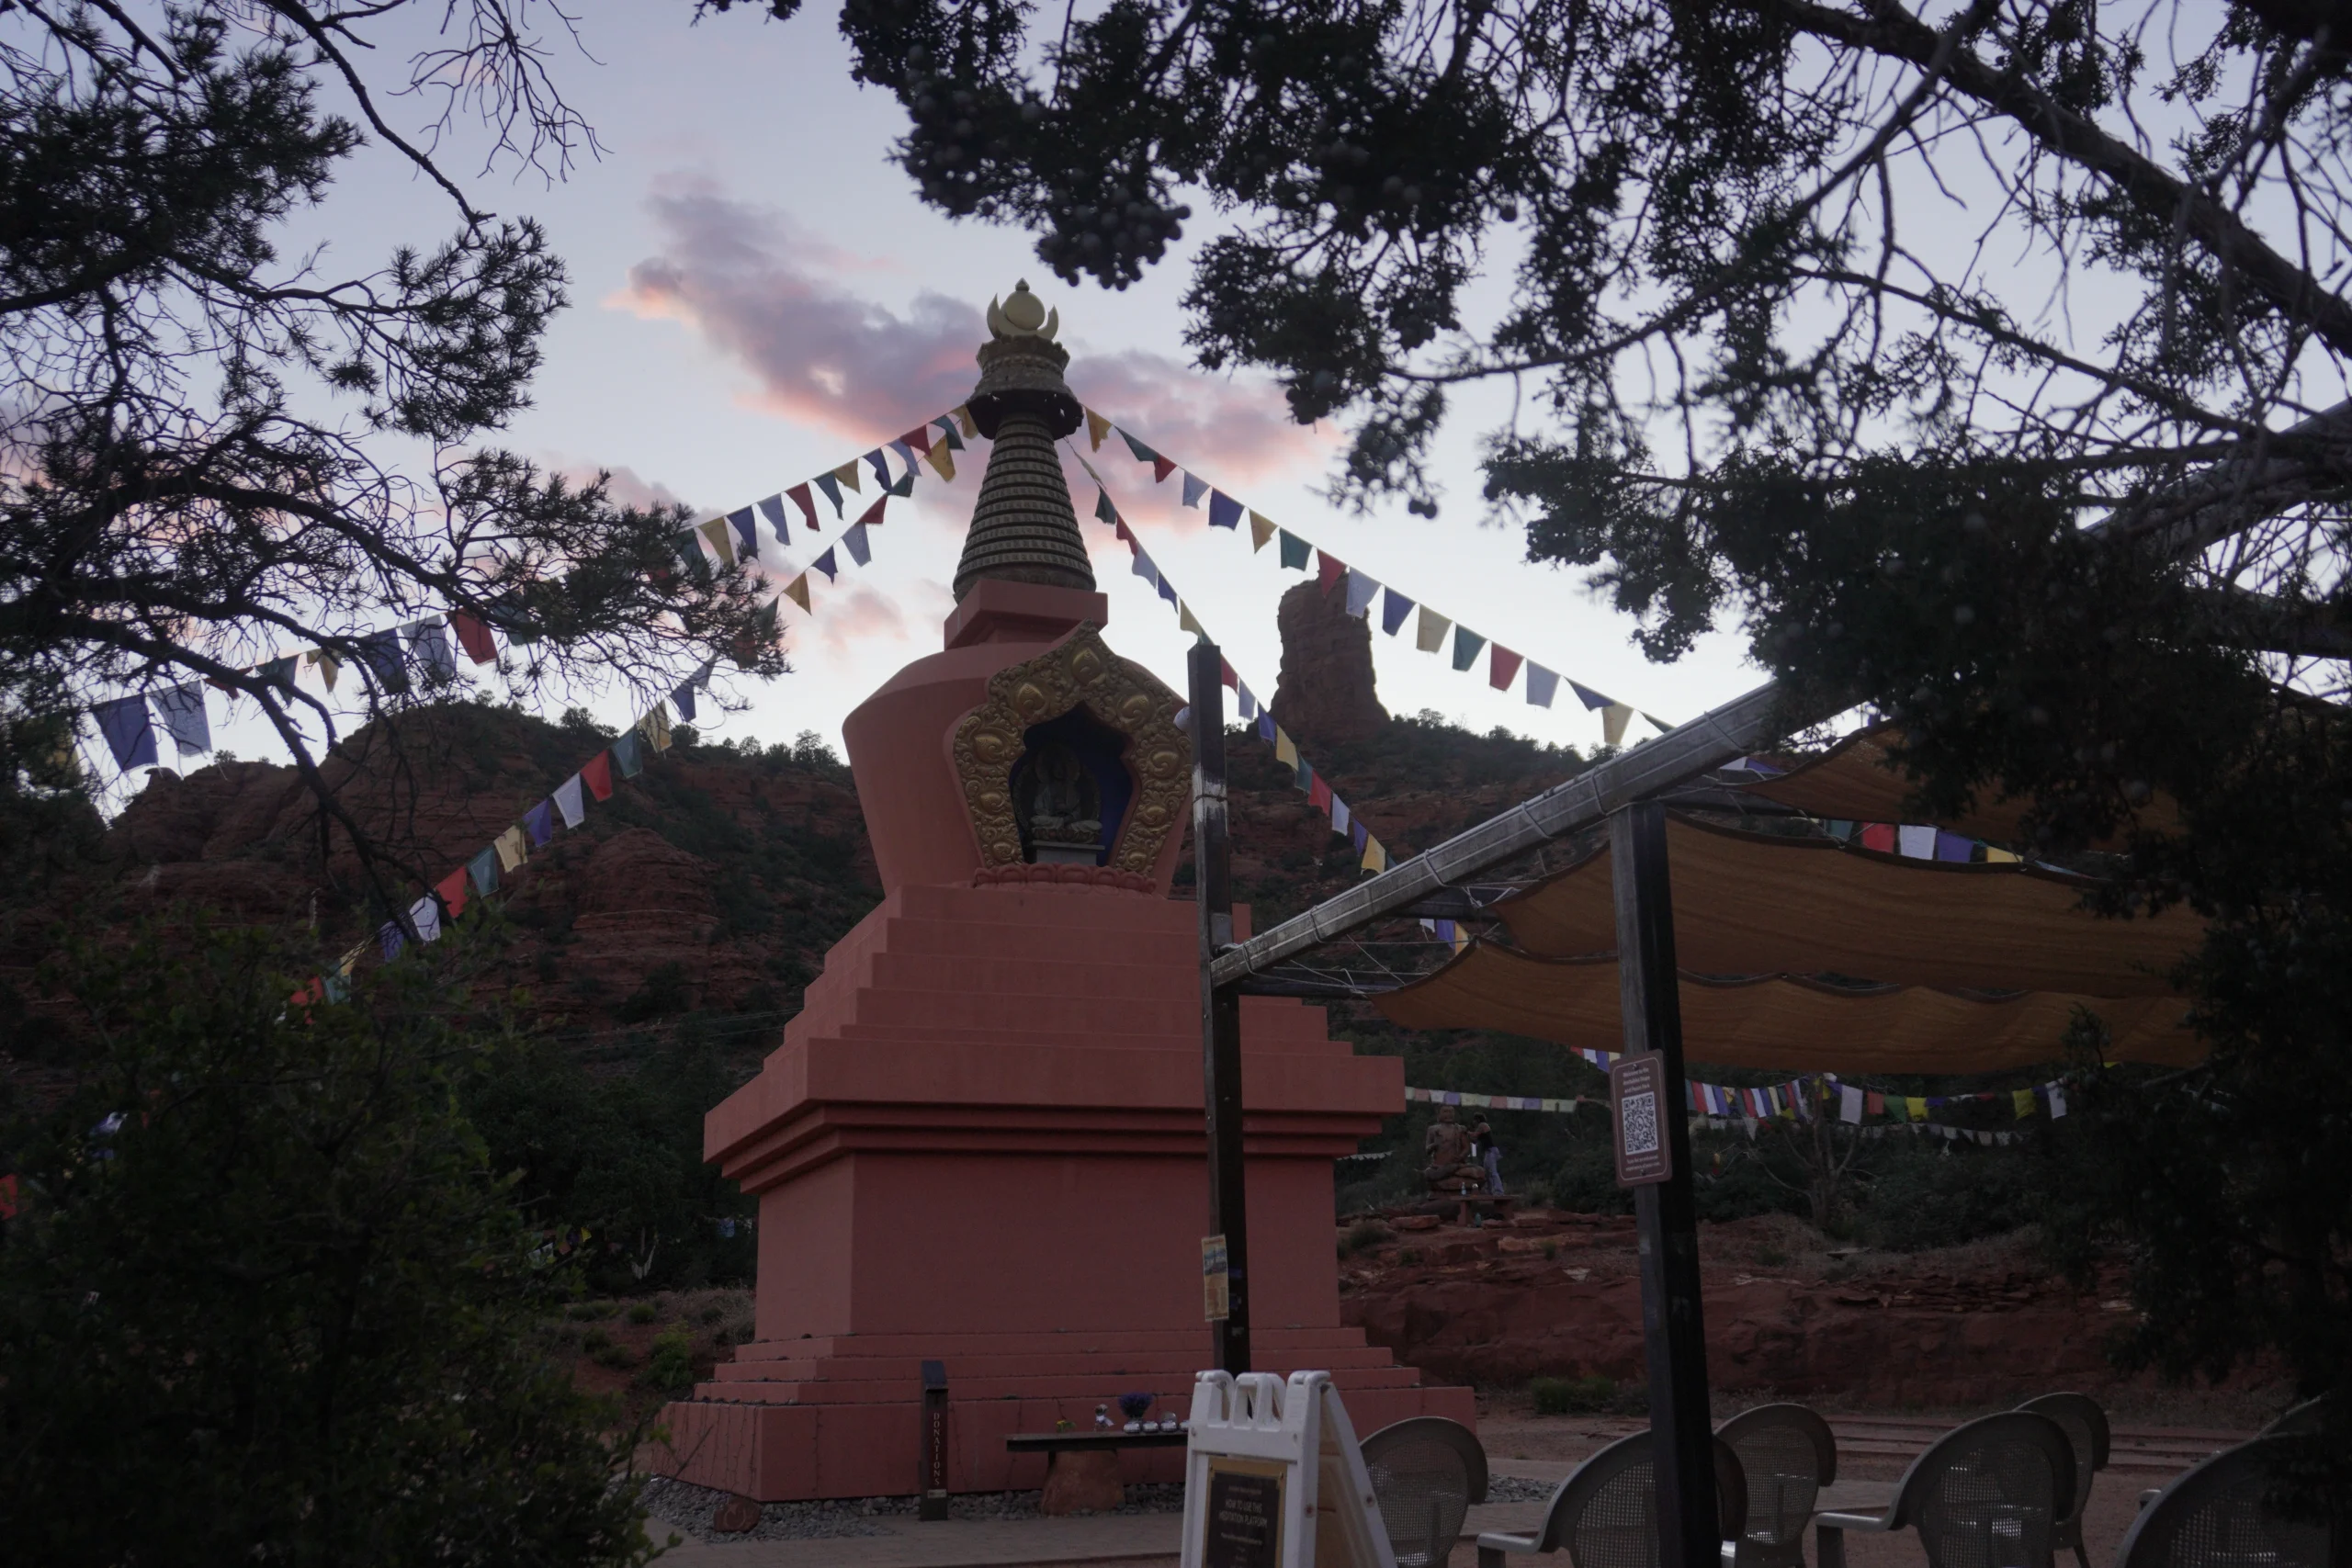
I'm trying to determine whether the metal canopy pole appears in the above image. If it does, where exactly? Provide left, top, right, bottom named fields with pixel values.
left=1611, top=801, right=1717, bottom=1568
left=1188, top=640, right=1250, bottom=1374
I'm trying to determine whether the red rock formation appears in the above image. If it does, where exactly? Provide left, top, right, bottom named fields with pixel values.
left=1272, top=579, right=1388, bottom=750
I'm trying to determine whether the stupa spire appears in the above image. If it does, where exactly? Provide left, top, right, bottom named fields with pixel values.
left=952, top=280, right=1095, bottom=601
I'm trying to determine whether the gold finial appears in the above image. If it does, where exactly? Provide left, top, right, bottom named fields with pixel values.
left=987, top=279, right=1059, bottom=342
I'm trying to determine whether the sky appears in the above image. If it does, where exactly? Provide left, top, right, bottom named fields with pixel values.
left=121, top=6, right=1765, bottom=793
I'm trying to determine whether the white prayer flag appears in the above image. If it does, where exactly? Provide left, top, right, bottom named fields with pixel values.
left=554, top=773, right=585, bottom=829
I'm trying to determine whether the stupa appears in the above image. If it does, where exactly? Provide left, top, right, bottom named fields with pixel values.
left=653, top=284, right=1469, bottom=1502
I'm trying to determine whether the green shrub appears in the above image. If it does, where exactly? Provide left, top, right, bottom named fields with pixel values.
left=627, top=1301, right=659, bottom=1325
left=1339, top=1219, right=1392, bottom=1258
left=642, top=1327, right=697, bottom=1397
left=1531, top=1374, right=1621, bottom=1415
left=1856, top=1140, right=2045, bottom=1250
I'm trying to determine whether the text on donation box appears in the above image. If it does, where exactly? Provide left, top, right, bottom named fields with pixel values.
left=1203, top=1456, right=1284, bottom=1568
left=1611, top=1053, right=1673, bottom=1187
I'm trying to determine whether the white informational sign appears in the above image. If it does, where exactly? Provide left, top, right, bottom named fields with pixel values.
left=1179, top=1370, right=1396, bottom=1568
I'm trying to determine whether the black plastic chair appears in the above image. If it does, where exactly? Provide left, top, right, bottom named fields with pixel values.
left=2115, top=1435, right=2331, bottom=1568
left=2259, top=1396, right=2330, bottom=1438
left=1718, top=1404, right=1838, bottom=1568
left=1363, top=1416, right=1491, bottom=1568
left=2018, top=1393, right=2110, bottom=1568
left=1816, top=1411, right=2075, bottom=1568
left=1476, top=1430, right=1747, bottom=1568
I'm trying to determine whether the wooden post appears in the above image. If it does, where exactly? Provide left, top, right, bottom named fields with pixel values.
left=1611, top=800, right=1717, bottom=1568
left=1189, top=640, right=1250, bottom=1375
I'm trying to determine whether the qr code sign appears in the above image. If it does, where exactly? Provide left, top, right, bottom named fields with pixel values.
left=1620, top=1089, right=1661, bottom=1156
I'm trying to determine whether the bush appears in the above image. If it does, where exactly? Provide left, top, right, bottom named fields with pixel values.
left=641, top=1328, right=697, bottom=1397
left=0, top=926, right=651, bottom=1566
left=1338, top=1219, right=1392, bottom=1258
left=1531, top=1374, right=1623, bottom=1415
left=1855, top=1138, right=2046, bottom=1250
left=628, top=1301, right=659, bottom=1325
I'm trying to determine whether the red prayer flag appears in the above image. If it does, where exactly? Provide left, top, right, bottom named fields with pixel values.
left=1316, top=550, right=1346, bottom=594
left=582, top=750, right=614, bottom=801
left=450, top=611, right=496, bottom=664
left=899, top=424, right=933, bottom=456
left=1865, top=1090, right=1885, bottom=1116
left=1489, top=645, right=1524, bottom=690
left=1859, top=822, right=1896, bottom=853
left=1150, top=455, right=1177, bottom=483
left=0, top=1172, right=18, bottom=1222
left=1219, top=659, right=1238, bottom=690
left=1309, top=774, right=1333, bottom=810
left=854, top=494, right=888, bottom=529
left=435, top=865, right=470, bottom=919
left=786, top=483, right=817, bottom=530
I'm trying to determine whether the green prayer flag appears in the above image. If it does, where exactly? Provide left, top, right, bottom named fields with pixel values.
left=1120, top=429, right=1159, bottom=464
left=1093, top=489, right=1117, bottom=525
left=1452, top=626, right=1487, bottom=671
left=1278, top=530, right=1311, bottom=570
left=612, top=730, right=643, bottom=779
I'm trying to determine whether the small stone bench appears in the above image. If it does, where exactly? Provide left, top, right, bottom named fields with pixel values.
left=1005, top=1429, right=1189, bottom=1516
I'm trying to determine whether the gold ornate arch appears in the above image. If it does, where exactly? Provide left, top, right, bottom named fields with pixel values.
left=950, top=625, right=1191, bottom=876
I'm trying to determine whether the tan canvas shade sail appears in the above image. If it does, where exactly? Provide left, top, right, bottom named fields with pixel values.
left=1736, top=726, right=2177, bottom=843
left=1374, top=943, right=2201, bottom=1073
left=1493, top=814, right=2199, bottom=997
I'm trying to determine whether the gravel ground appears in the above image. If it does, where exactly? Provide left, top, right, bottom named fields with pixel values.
left=1484, top=1475, right=1559, bottom=1504
left=639, top=1476, right=1188, bottom=1541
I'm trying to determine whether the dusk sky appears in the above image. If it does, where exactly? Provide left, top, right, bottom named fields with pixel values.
left=164, top=6, right=1763, bottom=795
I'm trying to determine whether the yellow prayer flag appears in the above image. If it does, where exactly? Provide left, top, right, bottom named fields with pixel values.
left=1361, top=837, right=1387, bottom=874
left=1414, top=605, right=1452, bottom=653
left=782, top=574, right=811, bottom=613
left=306, top=649, right=339, bottom=691
left=1905, top=1096, right=1928, bottom=1122
left=2012, top=1089, right=2037, bottom=1119
left=699, top=517, right=735, bottom=567
left=925, top=443, right=956, bottom=481
left=1985, top=846, right=2021, bottom=863
left=1603, top=703, right=1634, bottom=747
left=494, top=826, right=527, bottom=874
left=1179, top=603, right=1205, bottom=637
left=1085, top=408, right=1111, bottom=450
left=1273, top=727, right=1299, bottom=767
left=831, top=460, right=862, bottom=493
left=951, top=404, right=977, bottom=438
left=639, top=701, right=673, bottom=752
left=1249, top=512, right=1276, bottom=552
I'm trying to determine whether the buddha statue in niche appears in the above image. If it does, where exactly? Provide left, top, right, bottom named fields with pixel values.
left=1020, top=740, right=1104, bottom=862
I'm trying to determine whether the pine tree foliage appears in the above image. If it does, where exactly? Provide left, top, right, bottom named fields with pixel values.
left=2, top=4, right=782, bottom=911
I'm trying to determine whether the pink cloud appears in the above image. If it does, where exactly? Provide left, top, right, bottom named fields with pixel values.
left=610, top=179, right=1327, bottom=488
left=539, top=457, right=695, bottom=515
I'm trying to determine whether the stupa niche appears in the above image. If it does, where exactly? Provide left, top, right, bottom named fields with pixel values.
left=650, top=287, right=1466, bottom=1504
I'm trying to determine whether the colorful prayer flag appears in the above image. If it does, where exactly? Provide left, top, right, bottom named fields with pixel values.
left=307, top=648, right=341, bottom=690
left=1273, top=727, right=1299, bottom=767
left=356, top=628, right=408, bottom=694
left=1451, top=626, right=1486, bottom=671
left=1179, top=603, right=1205, bottom=637
left=405, top=619, right=457, bottom=684
left=759, top=493, right=791, bottom=539
left=728, top=506, right=759, bottom=559
left=1181, top=472, right=1208, bottom=507
left=933, top=415, right=965, bottom=451
left=813, top=472, right=844, bottom=517
left=409, top=893, right=443, bottom=943
left=832, top=459, right=863, bottom=494
left=854, top=494, right=888, bottom=528
left=1525, top=663, right=1560, bottom=707
left=699, top=517, right=737, bottom=567
left=451, top=612, right=496, bottom=663
left=639, top=702, right=672, bottom=753
left=842, top=522, right=872, bottom=567
left=924, top=442, right=955, bottom=480
left=612, top=731, right=642, bottom=779
left=494, top=825, right=527, bottom=874
left=1415, top=606, right=1451, bottom=653
left=582, top=751, right=614, bottom=801
left=1380, top=589, right=1414, bottom=636
left=554, top=773, right=585, bottom=829
left=435, top=865, right=469, bottom=919
left=1567, top=680, right=1611, bottom=711
left=153, top=682, right=210, bottom=758
left=1344, top=568, right=1379, bottom=618
left=1094, top=488, right=1118, bottom=526
left=1362, top=837, right=1388, bottom=874
left=1897, top=825, right=1937, bottom=859
left=524, top=799, right=555, bottom=848
left=1278, top=530, right=1311, bottom=570
left=2013, top=1089, right=2037, bottom=1119
left=1086, top=409, right=1111, bottom=449
left=1316, top=550, right=1346, bottom=594
left=1120, top=429, right=1158, bottom=465
left=951, top=404, right=977, bottom=437
left=1250, top=512, right=1276, bottom=551
left=93, top=695, right=157, bottom=772
left=811, top=547, right=839, bottom=581
left=1489, top=645, right=1523, bottom=691
left=1603, top=704, right=1634, bottom=746
left=865, top=450, right=891, bottom=491
left=468, top=845, right=500, bottom=897
left=1207, top=491, right=1241, bottom=530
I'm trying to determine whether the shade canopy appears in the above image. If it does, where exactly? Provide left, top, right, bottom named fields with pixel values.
left=1737, top=726, right=2177, bottom=843
left=1492, top=815, right=2198, bottom=997
left=1374, top=943, right=2199, bottom=1073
